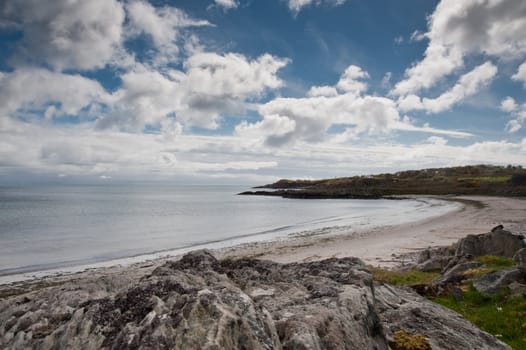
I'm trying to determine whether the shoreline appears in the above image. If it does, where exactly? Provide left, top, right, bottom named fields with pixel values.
left=217, top=195, right=526, bottom=266
left=1, top=195, right=526, bottom=292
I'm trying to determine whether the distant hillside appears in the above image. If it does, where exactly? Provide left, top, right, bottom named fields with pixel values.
left=240, top=165, right=526, bottom=199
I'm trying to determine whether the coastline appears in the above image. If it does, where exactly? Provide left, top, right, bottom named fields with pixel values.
left=216, top=196, right=526, bottom=266
left=1, top=195, right=526, bottom=292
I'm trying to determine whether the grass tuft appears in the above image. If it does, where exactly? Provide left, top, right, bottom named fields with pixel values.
left=391, top=329, right=432, bottom=350
left=370, top=267, right=439, bottom=286
left=474, top=255, right=515, bottom=268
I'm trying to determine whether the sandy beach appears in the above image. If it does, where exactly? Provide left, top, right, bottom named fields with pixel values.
left=1, top=195, right=526, bottom=292
left=216, top=196, right=526, bottom=266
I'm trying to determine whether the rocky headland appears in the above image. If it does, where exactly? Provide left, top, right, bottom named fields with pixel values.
left=239, top=165, right=526, bottom=199
left=2, top=225, right=525, bottom=349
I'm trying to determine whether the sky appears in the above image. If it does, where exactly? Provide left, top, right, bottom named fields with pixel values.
left=1, top=0, right=526, bottom=184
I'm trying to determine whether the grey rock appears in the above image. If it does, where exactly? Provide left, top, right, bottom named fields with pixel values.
left=416, top=256, right=450, bottom=272
left=0, top=251, right=387, bottom=350
left=455, top=228, right=525, bottom=258
left=473, top=267, right=526, bottom=295
left=508, top=281, right=526, bottom=296
left=416, top=246, right=454, bottom=265
left=375, top=284, right=510, bottom=350
left=435, top=261, right=483, bottom=286
left=513, top=248, right=526, bottom=266
left=0, top=251, right=512, bottom=350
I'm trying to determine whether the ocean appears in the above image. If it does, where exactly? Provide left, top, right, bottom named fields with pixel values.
left=0, top=184, right=458, bottom=279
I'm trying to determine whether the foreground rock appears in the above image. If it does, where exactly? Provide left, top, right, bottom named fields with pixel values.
left=0, top=251, right=510, bottom=349
left=473, top=267, right=526, bottom=295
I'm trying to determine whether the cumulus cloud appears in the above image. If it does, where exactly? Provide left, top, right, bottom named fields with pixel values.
left=236, top=64, right=471, bottom=147
left=336, top=65, right=369, bottom=94
left=307, top=86, right=339, bottom=97
left=235, top=114, right=297, bottom=147
left=501, top=97, right=518, bottom=112
left=501, top=97, right=526, bottom=133
left=398, top=61, right=498, bottom=113
left=1, top=0, right=524, bottom=182
left=392, top=0, right=526, bottom=96
left=512, top=61, right=526, bottom=88
left=126, top=0, right=211, bottom=66
left=1, top=0, right=125, bottom=71
left=0, top=68, right=109, bottom=119
left=214, top=0, right=239, bottom=9
left=97, top=52, right=289, bottom=131
left=183, top=53, right=288, bottom=99
left=287, top=0, right=347, bottom=15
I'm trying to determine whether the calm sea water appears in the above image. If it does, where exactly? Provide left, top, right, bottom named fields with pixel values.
left=0, top=184, right=457, bottom=277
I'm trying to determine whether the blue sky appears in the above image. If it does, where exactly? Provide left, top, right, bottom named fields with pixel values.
left=1, top=0, right=526, bottom=184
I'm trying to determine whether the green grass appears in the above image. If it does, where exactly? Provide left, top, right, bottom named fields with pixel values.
left=370, top=267, right=439, bottom=286
left=433, top=286, right=526, bottom=350
left=458, top=175, right=512, bottom=183
left=474, top=255, right=515, bottom=268
left=370, top=256, right=524, bottom=349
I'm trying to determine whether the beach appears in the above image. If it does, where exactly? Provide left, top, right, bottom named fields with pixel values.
left=217, top=196, right=526, bottom=266
left=1, top=195, right=525, bottom=294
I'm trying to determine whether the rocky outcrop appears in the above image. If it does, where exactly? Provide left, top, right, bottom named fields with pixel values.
left=454, top=227, right=525, bottom=258
left=410, top=227, right=526, bottom=299
left=0, top=251, right=512, bottom=349
left=472, top=267, right=526, bottom=295
left=375, top=284, right=509, bottom=350
left=414, top=227, right=525, bottom=276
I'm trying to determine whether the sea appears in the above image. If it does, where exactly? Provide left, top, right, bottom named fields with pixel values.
left=0, top=184, right=459, bottom=282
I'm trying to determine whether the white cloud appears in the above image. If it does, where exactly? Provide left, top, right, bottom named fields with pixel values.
left=237, top=64, right=472, bottom=147
left=0, top=118, right=522, bottom=182
left=336, top=65, right=369, bottom=94
left=97, top=52, right=289, bottom=131
left=502, top=99, right=526, bottom=133
left=501, top=97, right=518, bottom=112
left=126, top=0, right=211, bottom=66
left=506, top=119, right=522, bottom=133
left=306, top=85, right=339, bottom=97
left=512, top=61, right=526, bottom=88
left=287, top=0, right=347, bottom=15
left=235, top=114, right=297, bottom=147
left=392, top=0, right=526, bottom=96
left=423, top=61, right=497, bottom=113
left=184, top=53, right=288, bottom=99
left=427, top=136, right=448, bottom=145
left=0, top=68, right=109, bottom=119
left=214, top=0, right=239, bottom=9
left=410, top=30, right=426, bottom=42
left=397, top=94, right=424, bottom=112
left=1, top=0, right=125, bottom=71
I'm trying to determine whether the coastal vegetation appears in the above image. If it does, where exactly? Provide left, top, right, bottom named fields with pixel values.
left=434, top=287, right=526, bottom=350
left=241, top=165, right=526, bottom=198
left=370, top=267, right=439, bottom=286
left=371, top=253, right=526, bottom=350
